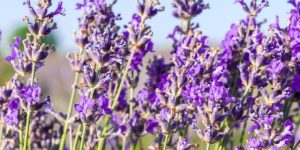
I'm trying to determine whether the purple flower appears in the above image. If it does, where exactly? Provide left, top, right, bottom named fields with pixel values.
left=292, top=74, right=300, bottom=92
left=194, top=125, right=229, bottom=144
left=4, top=98, right=20, bottom=126
left=247, top=105, right=294, bottom=149
left=74, top=95, right=111, bottom=124
left=172, top=0, right=209, bottom=19
left=123, top=14, right=155, bottom=71
left=5, top=37, right=22, bottom=62
left=247, top=137, right=262, bottom=149
left=23, top=0, right=65, bottom=36
left=137, top=0, right=164, bottom=19
left=82, top=64, right=112, bottom=90
left=177, top=138, right=198, bottom=150
left=235, top=0, right=269, bottom=15
left=145, top=119, right=159, bottom=134
left=18, top=85, right=41, bottom=107
left=288, top=0, right=300, bottom=57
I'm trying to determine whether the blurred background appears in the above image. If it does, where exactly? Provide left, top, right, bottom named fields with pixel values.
left=0, top=0, right=294, bottom=111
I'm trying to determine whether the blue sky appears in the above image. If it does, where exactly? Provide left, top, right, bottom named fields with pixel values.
left=0, top=0, right=294, bottom=53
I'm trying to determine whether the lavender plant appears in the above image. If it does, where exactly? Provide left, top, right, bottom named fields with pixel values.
left=1, top=0, right=300, bottom=150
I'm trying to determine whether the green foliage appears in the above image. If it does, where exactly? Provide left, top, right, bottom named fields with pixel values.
left=8, top=25, right=57, bottom=47
left=0, top=59, right=13, bottom=85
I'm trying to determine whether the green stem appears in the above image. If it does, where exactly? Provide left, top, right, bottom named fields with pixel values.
left=96, top=119, right=110, bottom=150
left=59, top=48, right=84, bottom=150
left=22, top=111, right=31, bottom=150
left=30, top=62, right=36, bottom=85
left=185, top=18, right=191, bottom=34
left=122, top=137, right=126, bottom=150
left=162, top=134, right=170, bottom=150
left=111, top=49, right=135, bottom=110
left=206, top=143, right=210, bottom=150
left=59, top=72, right=80, bottom=150
left=239, top=119, right=248, bottom=145
left=23, top=62, right=36, bottom=150
left=0, top=123, right=2, bottom=145
left=73, top=124, right=82, bottom=149
left=69, top=126, right=73, bottom=150
left=129, top=87, right=134, bottom=117
left=96, top=49, right=136, bottom=150
left=129, top=87, right=135, bottom=150
left=215, top=142, right=221, bottom=150
left=79, top=125, right=88, bottom=150
left=19, top=127, right=23, bottom=149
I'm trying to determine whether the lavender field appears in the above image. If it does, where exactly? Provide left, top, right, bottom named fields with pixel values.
left=0, top=0, right=300, bottom=150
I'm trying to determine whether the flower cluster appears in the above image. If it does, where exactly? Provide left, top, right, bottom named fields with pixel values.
left=1, top=0, right=300, bottom=150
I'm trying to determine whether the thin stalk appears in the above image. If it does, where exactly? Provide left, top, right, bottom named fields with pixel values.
left=22, top=110, right=31, bottom=150
left=185, top=18, right=191, bottom=34
left=129, top=87, right=134, bottom=117
left=96, top=120, right=110, bottom=150
left=239, top=113, right=249, bottom=145
left=206, top=143, right=210, bottom=150
left=30, top=62, right=36, bottom=85
left=162, top=134, right=170, bottom=150
left=122, top=137, right=126, bottom=150
left=79, top=125, right=88, bottom=150
left=215, top=142, right=221, bottom=150
left=59, top=72, right=80, bottom=150
left=19, top=126, right=23, bottom=148
left=111, top=49, right=135, bottom=109
left=73, top=124, right=82, bottom=150
left=129, top=87, right=134, bottom=150
left=19, top=122, right=23, bottom=148
left=78, top=89, right=95, bottom=150
left=96, top=49, right=136, bottom=150
left=69, top=126, right=73, bottom=150
left=0, top=124, right=2, bottom=144
left=23, top=62, right=36, bottom=150
left=59, top=47, right=84, bottom=150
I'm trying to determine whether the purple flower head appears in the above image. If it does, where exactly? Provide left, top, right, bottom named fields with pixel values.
left=5, top=38, right=33, bottom=76
left=22, top=35, right=54, bottom=65
left=220, top=17, right=260, bottom=69
left=177, top=138, right=198, bottom=150
left=145, top=118, right=159, bottom=134
left=4, top=98, right=20, bottom=126
left=66, top=52, right=86, bottom=72
left=18, top=84, right=41, bottom=107
left=288, top=0, right=300, bottom=62
left=74, top=95, right=111, bottom=124
left=0, top=85, right=13, bottom=105
left=23, top=0, right=65, bottom=36
left=247, top=137, right=263, bottom=149
left=235, top=0, right=269, bottom=16
left=86, top=29, right=125, bottom=66
left=292, top=74, right=300, bottom=92
left=137, top=0, right=164, bottom=19
left=194, top=125, right=229, bottom=144
left=247, top=105, right=294, bottom=149
left=74, top=0, right=121, bottom=52
left=129, top=111, right=145, bottom=135
left=136, top=89, right=160, bottom=112
left=145, top=56, right=172, bottom=91
left=172, top=0, right=209, bottom=20
left=123, top=14, right=155, bottom=71
left=172, top=28, right=211, bottom=81
left=82, top=64, right=112, bottom=89
left=190, top=83, right=233, bottom=144
left=5, top=37, right=22, bottom=62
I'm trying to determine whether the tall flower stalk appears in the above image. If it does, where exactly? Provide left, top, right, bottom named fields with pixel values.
left=1, top=0, right=300, bottom=149
left=4, top=0, right=64, bottom=149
